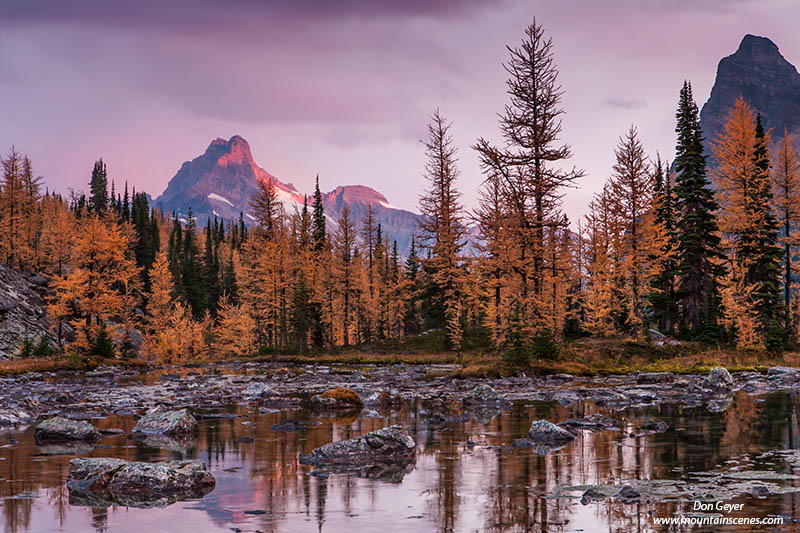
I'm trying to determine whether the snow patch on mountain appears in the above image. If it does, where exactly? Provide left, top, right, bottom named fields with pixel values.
left=207, top=193, right=233, bottom=207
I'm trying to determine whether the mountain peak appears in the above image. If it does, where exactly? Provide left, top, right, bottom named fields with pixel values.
left=325, top=185, right=389, bottom=207
left=699, top=34, right=800, bottom=157
left=736, top=34, right=780, bottom=57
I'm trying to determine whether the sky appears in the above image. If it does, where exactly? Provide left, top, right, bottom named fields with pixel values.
left=2, top=0, right=799, bottom=222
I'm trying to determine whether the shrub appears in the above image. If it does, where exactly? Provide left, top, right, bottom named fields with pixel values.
left=320, top=387, right=363, bottom=407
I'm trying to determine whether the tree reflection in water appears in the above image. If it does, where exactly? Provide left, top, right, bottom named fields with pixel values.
left=1, top=390, right=799, bottom=532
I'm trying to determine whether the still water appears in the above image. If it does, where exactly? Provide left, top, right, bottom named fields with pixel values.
left=2, top=382, right=800, bottom=532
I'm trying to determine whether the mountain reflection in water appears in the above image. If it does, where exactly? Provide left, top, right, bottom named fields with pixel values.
left=2, top=387, right=800, bottom=532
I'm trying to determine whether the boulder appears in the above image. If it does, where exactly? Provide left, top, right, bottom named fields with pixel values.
left=463, top=384, right=509, bottom=407
left=513, top=420, right=577, bottom=452
left=705, top=367, right=735, bottom=390
left=67, top=457, right=215, bottom=508
left=299, top=425, right=415, bottom=466
left=35, top=416, right=101, bottom=442
left=132, top=406, right=198, bottom=438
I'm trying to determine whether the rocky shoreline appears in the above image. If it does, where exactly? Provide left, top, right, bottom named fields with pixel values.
left=1, top=362, right=798, bottom=428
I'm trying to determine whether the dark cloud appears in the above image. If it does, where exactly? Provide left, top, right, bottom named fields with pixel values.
left=605, top=98, right=647, bottom=110
left=1, top=0, right=508, bottom=31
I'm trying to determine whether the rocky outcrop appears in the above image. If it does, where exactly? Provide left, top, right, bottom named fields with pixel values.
left=35, top=416, right=101, bottom=442
left=299, top=425, right=415, bottom=466
left=132, top=406, right=199, bottom=438
left=67, top=457, right=215, bottom=508
left=700, top=35, right=800, bottom=161
left=0, top=264, right=55, bottom=358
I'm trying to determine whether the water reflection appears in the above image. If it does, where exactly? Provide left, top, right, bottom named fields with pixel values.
left=1, top=388, right=800, bottom=531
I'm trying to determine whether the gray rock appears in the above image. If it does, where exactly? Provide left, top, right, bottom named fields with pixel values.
left=581, top=488, right=607, bottom=505
left=242, top=382, right=274, bottom=400
left=35, top=416, right=101, bottom=442
left=0, top=263, right=55, bottom=357
left=0, top=409, right=35, bottom=427
left=705, top=367, right=735, bottom=390
left=513, top=420, right=577, bottom=451
left=767, top=366, right=800, bottom=377
left=67, top=457, right=215, bottom=508
left=636, top=372, right=675, bottom=384
left=132, top=406, right=198, bottom=438
left=463, top=384, right=509, bottom=406
left=299, top=425, right=415, bottom=466
left=615, top=485, right=640, bottom=503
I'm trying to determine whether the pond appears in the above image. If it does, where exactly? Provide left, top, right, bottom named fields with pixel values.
left=1, top=370, right=800, bottom=532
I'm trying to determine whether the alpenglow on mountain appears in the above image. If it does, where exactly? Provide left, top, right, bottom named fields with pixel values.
left=154, top=135, right=423, bottom=255
left=700, top=34, right=800, bottom=156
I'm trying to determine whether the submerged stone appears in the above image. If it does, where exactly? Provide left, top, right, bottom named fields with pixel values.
left=132, top=406, right=199, bottom=438
left=299, top=425, right=415, bottom=466
left=615, top=485, right=640, bottom=502
left=513, top=420, right=577, bottom=453
left=35, top=416, right=101, bottom=442
left=67, top=457, right=215, bottom=508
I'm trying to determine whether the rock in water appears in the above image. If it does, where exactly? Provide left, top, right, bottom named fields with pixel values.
left=35, top=416, right=101, bottom=442
left=132, top=406, right=198, bottom=438
left=525, top=420, right=577, bottom=444
left=705, top=367, right=735, bottom=390
left=241, top=382, right=275, bottom=400
left=463, top=384, right=509, bottom=407
left=767, top=366, right=800, bottom=378
left=310, top=388, right=364, bottom=411
left=615, top=485, right=640, bottom=503
left=67, top=457, right=215, bottom=508
left=299, top=425, right=415, bottom=466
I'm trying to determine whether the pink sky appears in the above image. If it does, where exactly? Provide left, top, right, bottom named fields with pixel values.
left=1, top=0, right=799, bottom=222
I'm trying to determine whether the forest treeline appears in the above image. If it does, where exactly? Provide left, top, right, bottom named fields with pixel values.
left=3, top=19, right=800, bottom=365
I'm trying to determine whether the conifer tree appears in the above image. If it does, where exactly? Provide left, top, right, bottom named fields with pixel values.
left=771, top=130, right=800, bottom=327
left=418, top=110, right=466, bottom=350
left=311, top=175, right=326, bottom=252
left=333, top=206, right=356, bottom=345
left=648, top=157, right=679, bottom=334
left=88, top=159, right=108, bottom=216
left=607, top=126, right=653, bottom=334
left=673, top=81, right=723, bottom=340
left=711, top=98, right=782, bottom=347
left=473, top=18, right=583, bottom=331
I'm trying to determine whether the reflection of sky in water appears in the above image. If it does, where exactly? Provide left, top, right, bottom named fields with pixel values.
left=1, top=389, right=799, bottom=532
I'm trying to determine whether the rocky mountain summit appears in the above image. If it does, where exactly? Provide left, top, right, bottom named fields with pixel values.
left=155, top=135, right=424, bottom=256
left=700, top=34, right=800, bottom=155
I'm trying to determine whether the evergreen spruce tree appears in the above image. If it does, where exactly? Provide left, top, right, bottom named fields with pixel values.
left=181, top=208, right=205, bottom=317
left=311, top=175, right=326, bottom=252
left=88, top=159, right=108, bottom=216
left=648, top=157, right=679, bottom=333
left=673, top=81, right=724, bottom=340
left=204, top=220, right=221, bottom=314
left=751, top=115, right=784, bottom=348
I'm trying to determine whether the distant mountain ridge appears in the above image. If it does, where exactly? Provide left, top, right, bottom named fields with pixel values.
left=700, top=34, right=800, bottom=156
left=154, top=135, right=423, bottom=255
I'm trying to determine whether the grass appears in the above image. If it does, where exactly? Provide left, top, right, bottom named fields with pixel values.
left=0, top=355, right=149, bottom=376
left=3, top=334, right=798, bottom=378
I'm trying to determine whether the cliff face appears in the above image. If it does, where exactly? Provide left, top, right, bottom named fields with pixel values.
left=0, top=265, right=53, bottom=358
left=700, top=34, right=800, bottom=154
